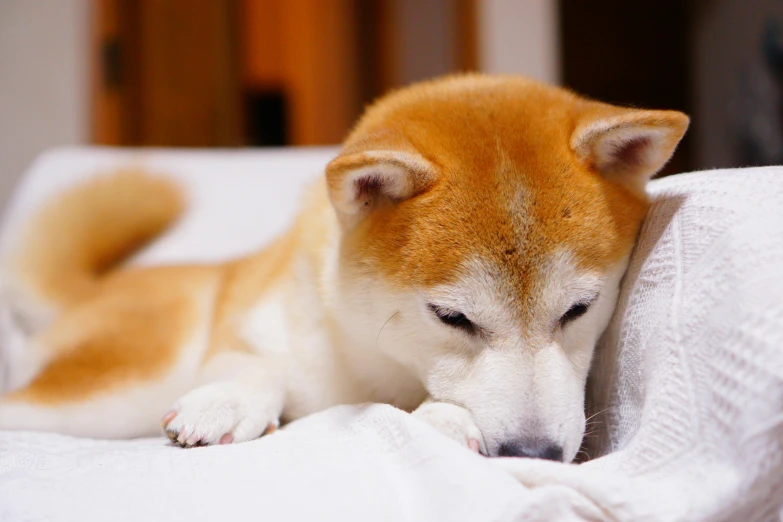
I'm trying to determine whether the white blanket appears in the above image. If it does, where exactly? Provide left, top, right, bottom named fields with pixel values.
left=1, top=148, right=782, bottom=521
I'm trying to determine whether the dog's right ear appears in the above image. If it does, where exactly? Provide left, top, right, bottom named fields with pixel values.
left=325, top=150, right=436, bottom=228
left=571, top=107, right=689, bottom=198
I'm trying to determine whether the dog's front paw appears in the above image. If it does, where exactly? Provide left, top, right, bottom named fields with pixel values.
left=412, top=401, right=485, bottom=455
left=161, top=382, right=280, bottom=448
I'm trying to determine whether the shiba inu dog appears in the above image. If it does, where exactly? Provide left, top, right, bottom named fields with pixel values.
left=0, top=74, right=687, bottom=462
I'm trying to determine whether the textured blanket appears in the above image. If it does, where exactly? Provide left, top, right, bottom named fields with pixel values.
left=1, top=148, right=781, bottom=521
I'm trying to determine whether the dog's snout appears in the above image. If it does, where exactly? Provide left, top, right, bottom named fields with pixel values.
left=496, top=439, right=563, bottom=461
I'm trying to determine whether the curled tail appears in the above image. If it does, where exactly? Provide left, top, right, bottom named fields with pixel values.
left=4, top=170, right=184, bottom=329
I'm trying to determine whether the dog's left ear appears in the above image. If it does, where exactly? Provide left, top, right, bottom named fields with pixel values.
left=325, top=150, right=436, bottom=228
left=571, top=108, right=689, bottom=197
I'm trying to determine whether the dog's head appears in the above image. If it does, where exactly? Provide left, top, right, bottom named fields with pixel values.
left=325, top=74, right=688, bottom=461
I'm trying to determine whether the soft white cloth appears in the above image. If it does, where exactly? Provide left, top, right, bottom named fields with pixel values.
left=1, top=148, right=782, bottom=521
left=499, top=167, right=783, bottom=522
left=1, top=405, right=570, bottom=522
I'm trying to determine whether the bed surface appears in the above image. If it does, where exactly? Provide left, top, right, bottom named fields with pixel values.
left=1, top=147, right=782, bottom=521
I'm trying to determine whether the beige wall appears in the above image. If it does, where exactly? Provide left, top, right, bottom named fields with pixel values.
left=393, top=0, right=459, bottom=85
left=0, top=0, right=563, bottom=211
left=477, top=0, right=560, bottom=84
left=0, top=0, right=89, bottom=209
left=388, top=0, right=561, bottom=87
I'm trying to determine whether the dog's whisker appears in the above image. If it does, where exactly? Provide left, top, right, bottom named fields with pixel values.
left=584, top=407, right=611, bottom=424
left=375, top=312, right=400, bottom=349
left=576, top=449, right=592, bottom=461
left=435, top=397, right=470, bottom=410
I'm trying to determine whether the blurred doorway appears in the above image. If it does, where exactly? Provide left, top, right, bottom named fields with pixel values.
left=91, top=0, right=242, bottom=147
left=559, top=0, right=692, bottom=176
left=91, top=0, right=476, bottom=148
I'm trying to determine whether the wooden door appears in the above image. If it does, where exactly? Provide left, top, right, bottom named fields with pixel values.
left=92, top=0, right=241, bottom=147
left=241, top=0, right=361, bottom=145
left=91, top=0, right=476, bottom=147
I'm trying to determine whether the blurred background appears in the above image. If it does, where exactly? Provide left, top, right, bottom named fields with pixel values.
left=1, top=0, right=783, bottom=210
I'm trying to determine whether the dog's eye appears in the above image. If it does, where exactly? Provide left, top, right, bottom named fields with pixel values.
left=560, top=302, right=590, bottom=326
left=428, top=304, right=475, bottom=334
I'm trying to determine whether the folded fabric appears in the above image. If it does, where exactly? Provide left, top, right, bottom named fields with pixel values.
left=500, top=166, right=783, bottom=521
left=3, top=404, right=592, bottom=522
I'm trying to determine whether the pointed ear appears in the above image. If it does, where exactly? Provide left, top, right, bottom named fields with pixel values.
left=571, top=109, right=689, bottom=196
left=325, top=150, right=436, bottom=227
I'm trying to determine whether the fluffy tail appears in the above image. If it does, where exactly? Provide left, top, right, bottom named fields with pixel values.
left=5, top=170, right=184, bottom=327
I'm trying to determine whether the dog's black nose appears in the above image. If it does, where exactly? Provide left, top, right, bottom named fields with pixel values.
left=497, top=439, right=563, bottom=461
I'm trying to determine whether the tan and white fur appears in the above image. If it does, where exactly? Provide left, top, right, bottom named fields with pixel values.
left=0, top=75, right=688, bottom=461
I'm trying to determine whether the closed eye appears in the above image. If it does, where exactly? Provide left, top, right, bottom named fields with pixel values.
left=428, top=304, right=477, bottom=335
left=559, top=301, right=591, bottom=326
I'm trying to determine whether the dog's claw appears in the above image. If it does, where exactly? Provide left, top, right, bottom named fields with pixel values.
left=161, top=410, right=177, bottom=428
left=165, top=422, right=280, bottom=448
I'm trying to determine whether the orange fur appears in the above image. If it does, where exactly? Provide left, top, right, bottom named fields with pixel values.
left=1, top=73, right=688, bottom=431
left=4, top=177, right=336, bottom=405
left=8, top=267, right=219, bottom=403
left=208, top=179, right=334, bottom=358
left=11, top=170, right=185, bottom=310
left=329, top=75, right=685, bottom=305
